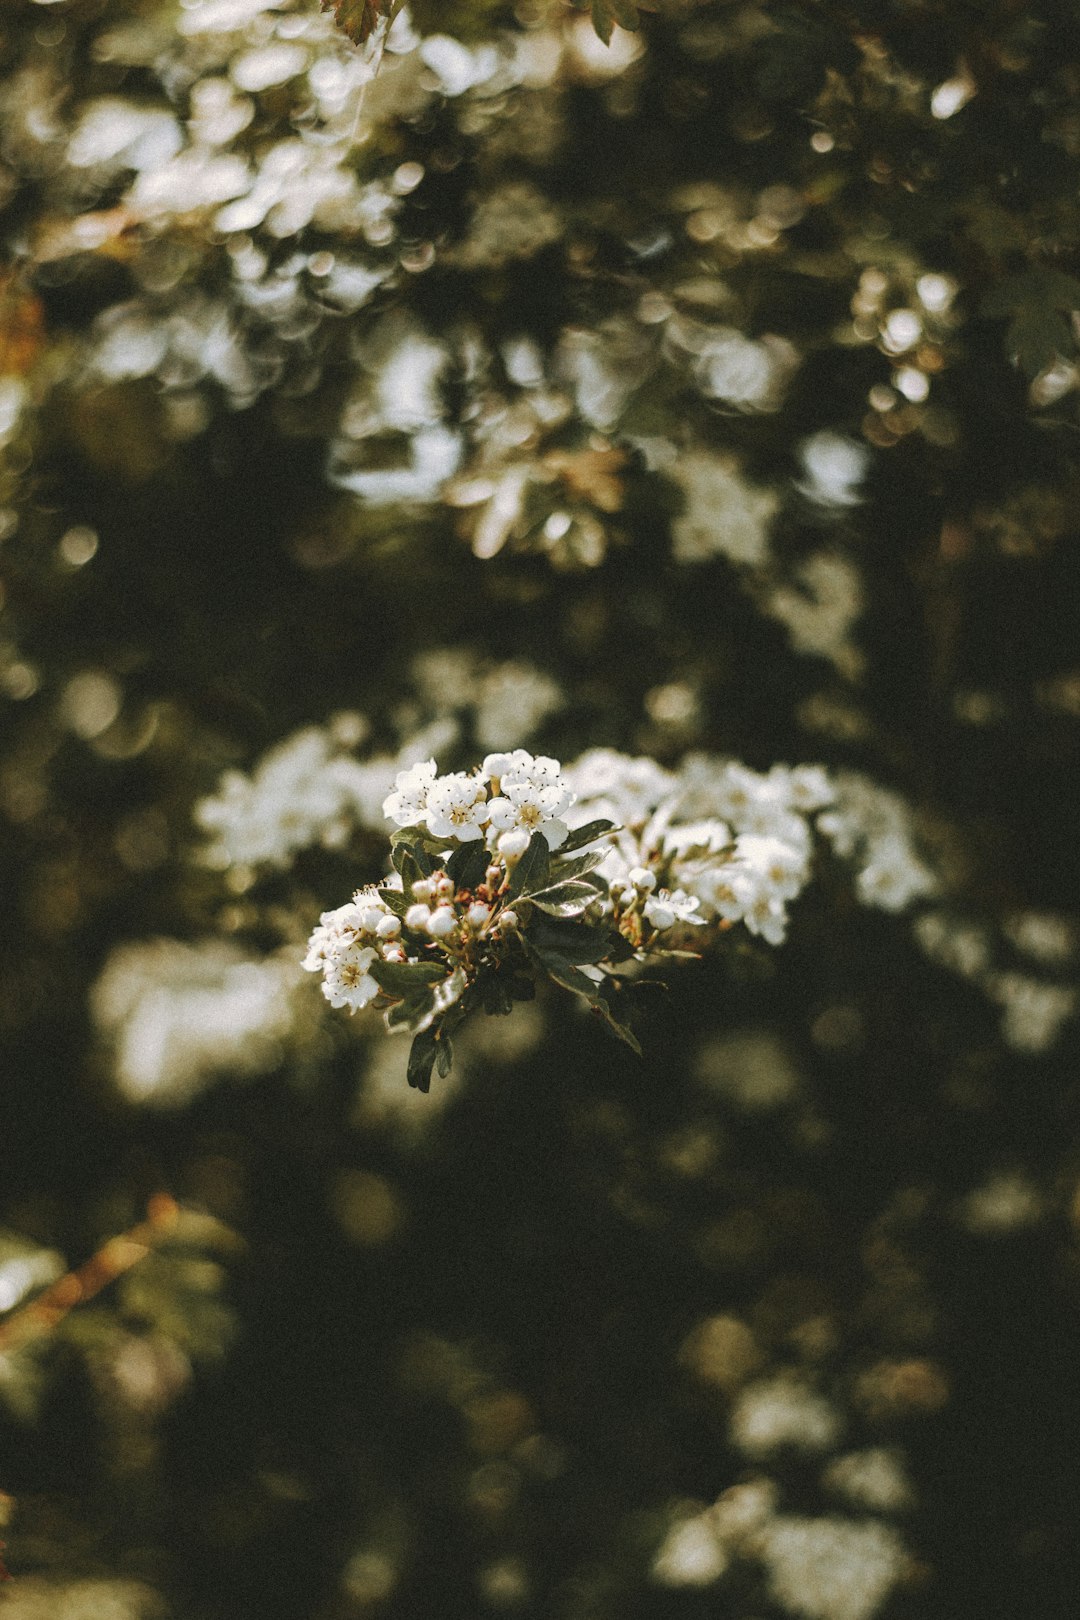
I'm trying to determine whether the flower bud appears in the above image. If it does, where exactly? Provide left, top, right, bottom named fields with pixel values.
left=435, top=875, right=456, bottom=900
left=466, top=902, right=491, bottom=930
left=381, top=943, right=407, bottom=963
left=498, top=909, right=520, bottom=931
left=486, top=865, right=502, bottom=890
left=360, top=907, right=385, bottom=933
left=629, top=866, right=657, bottom=892
left=427, top=906, right=457, bottom=938
left=405, top=903, right=431, bottom=930
left=376, top=914, right=401, bottom=937
left=411, top=878, right=435, bottom=903
left=498, top=828, right=530, bottom=860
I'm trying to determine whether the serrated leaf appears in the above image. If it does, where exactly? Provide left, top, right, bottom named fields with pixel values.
left=548, top=847, right=607, bottom=883
left=529, top=881, right=602, bottom=918
left=527, top=917, right=613, bottom=964
left=558, top=819, right=618, bottom=854
left=407, top=1027, right=438, bottom=1092
left=320, top=0, right=392, bottom=47
left=377, top=887, right=411, bottom=919
left=391, top=833, right=438, bottom=889
left=369, top=959, right=445, bottom=996
left=506, top=831, right=551, bottom=900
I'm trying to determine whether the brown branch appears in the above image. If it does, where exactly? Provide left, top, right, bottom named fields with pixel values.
left=0, top=1195, right=180, bottom=1358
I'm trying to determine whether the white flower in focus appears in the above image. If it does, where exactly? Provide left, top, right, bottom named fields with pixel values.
left=487, top=777, right=574, bottom=849
left=323, top=947, right=380, bottom=1012
left=383, top=758, right=438, bottom=826
left=424, top=771, right=489, bottom=841
left=644, top=888, right=703, bottom=930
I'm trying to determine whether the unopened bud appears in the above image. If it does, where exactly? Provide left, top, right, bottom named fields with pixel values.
left=411, top=878, right=435, bottom=903
left=629, top=866, right=656, bottom=892
left=381, top=943, right=407, bottom=962
left=498, top=909, right=520, bottom=931
left=486, top=865, right=502, bottom=890
left=435, top=875, right=456, bottom=900
left=405, top=903, right=431, bottom=930
left=466, top=902, right=491, bottom=930
left=498, top=828, right=530, bottom=860
left=427, top=906, right=457, bottom=938
left=360, top=907, right=384, bottom=933
left=376, top=914, right=401, bottom=937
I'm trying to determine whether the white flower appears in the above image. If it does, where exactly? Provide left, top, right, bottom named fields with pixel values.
left=424, top=771, right=489, bottom=841
left=323, top=947, right=380, bottom=1013
left=487, top=779, right=572, bottom=849
left=644, top=889, right=703, bottom=931
left=383, top=758, right=438, bottom=827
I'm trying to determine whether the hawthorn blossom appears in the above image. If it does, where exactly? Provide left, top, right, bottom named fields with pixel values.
left=384, top=758, right=438, bottom=827
left=424, top=771, right=489, bottom=841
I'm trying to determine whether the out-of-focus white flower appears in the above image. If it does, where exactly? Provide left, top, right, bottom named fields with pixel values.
left=91, top=939, right=299, bottom=1105
left=797, top=431, right=870, bottom=508
left=987, top=973, right=1077, bottom=1054
left=756, top=1516, right=908, bottom=1620
left=730, top=1377, right=842, bottom=1458
left=651, top=1512, right=728, bottom=1588
left=822, top=1448, right=914, bottom=1514
left=956, top=1171, right=1043, bottom=1234
left=670, top=451, right=779, bottom=567
left=765, top=551, right=864, bottom=677
left=67, top=99, right=182, bottom=172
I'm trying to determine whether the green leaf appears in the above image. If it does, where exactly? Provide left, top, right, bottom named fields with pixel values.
left=447, top=842, right=489, bottom=891
left=369, top=959, right=445, bottom=996
left=529, top=881, right=603, bottom=918
left=391, top=833, right=437, bottom=889
left=387, top=990, right=435, bottom=1032
left=590, top=991, right=643, bottom=1055
left=506, top=831, right=551, bottom=900
left=980, top=269, right=1080, bottom=377
left=529, top=946, right=643, bottom=1056
left=431, top=965, right=467, bottom=1017
left=527, top=917, right=613, bottom=964
left=481, top=975, right=515, bottom=1016
left=549, top=847, right=607, bottom=883
left=980, top=269, right=1080, bottom=319
left=531, top=947, right=601, bottom=998
left=377, top=886, right=411, bottom=919
left=407, top=1027, right=438, bottom=1092
left=558, top=819, right=617, bottom=854
left=435, top=1034, right=454, bottom=1078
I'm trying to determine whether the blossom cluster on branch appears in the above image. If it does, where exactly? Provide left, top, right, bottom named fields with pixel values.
left=302, top=747, right=936, bottom=1090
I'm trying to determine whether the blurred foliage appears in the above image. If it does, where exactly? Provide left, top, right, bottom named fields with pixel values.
left=2, top=0, right=1080, bottom=1618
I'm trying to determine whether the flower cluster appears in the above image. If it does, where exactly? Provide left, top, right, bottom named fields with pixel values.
left=301, top=746, right=942, bottom=1090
